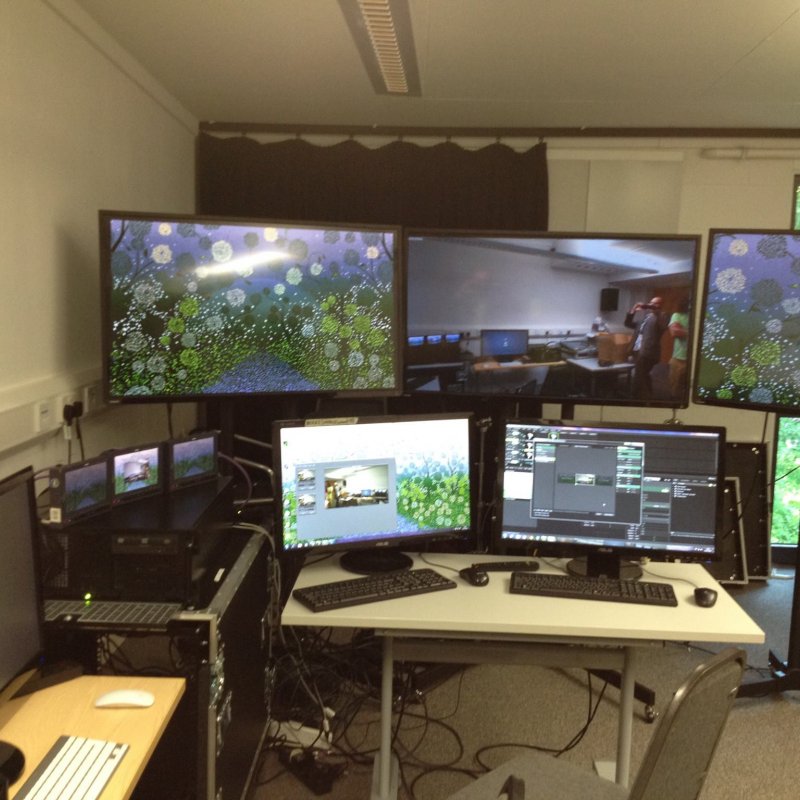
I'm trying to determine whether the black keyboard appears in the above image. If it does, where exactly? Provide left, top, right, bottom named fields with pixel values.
left=293, top=568, right=457, bottom=612
left=509, top=571, right=678, bottom=607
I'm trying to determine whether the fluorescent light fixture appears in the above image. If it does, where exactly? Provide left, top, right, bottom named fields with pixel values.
left=339, top=0, right=421, bottom=96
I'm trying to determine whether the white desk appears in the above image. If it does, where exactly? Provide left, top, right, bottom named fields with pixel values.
left=282, top=553, right=764, bottom=800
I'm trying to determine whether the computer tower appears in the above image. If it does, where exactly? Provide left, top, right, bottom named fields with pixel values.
left=39, top=477, right=234, bottom=606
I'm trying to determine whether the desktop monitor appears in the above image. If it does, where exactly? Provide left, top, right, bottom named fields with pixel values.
left=274, top=413, right=475, bottom=573
left=480, top=329, right=529, bottom=361
left=694, top=229, right=800, bottom=413
left=99, top=210, right=401, bottom=402
left=404, top=229, right=701, bottom=407
left=494, top=419, right=725, bottom=579
left=0, top=467, right=43, bottom=788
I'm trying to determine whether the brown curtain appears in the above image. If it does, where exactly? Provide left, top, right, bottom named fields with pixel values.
left=196, top=133, right=548, bottom=231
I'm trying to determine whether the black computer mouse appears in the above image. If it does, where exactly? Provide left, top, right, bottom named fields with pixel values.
left=459, top=567, right=489, bottom=586
left=694, top=587, right=718, bottom=608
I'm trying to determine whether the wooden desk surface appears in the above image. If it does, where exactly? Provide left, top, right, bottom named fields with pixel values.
left=1, top=674, right=184, bottom=799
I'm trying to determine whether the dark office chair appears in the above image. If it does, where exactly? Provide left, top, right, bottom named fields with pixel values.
left=446, top=647, right=746, bottom=800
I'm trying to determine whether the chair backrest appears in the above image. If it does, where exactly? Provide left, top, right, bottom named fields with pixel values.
left=628, top=647, right=746, bottom=800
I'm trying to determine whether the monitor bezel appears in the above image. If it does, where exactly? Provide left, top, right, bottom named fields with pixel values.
left=491, top=418, right=726, bottom=572
left=99, top=209, right=403, bottom=404
left=273, top=411, right=477, bottom=563
left=403, top=228, right=702, bottom=409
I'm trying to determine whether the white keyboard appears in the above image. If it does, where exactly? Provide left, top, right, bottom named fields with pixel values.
left=14, top=735, right=128, bottom=799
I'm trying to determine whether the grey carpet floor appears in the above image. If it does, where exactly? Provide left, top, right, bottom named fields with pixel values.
left=249, top=570, right=798, bottom=799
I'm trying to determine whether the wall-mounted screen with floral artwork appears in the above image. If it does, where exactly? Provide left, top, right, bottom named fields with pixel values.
left=694, top=229, right=800, bottom=413
left=99, top=211, right=401, bottom=402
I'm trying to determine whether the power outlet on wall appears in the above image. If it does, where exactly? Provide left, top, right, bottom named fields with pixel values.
left=82, top=382, right=103, bottom=415
left=33, top=398, right=57, bottom=433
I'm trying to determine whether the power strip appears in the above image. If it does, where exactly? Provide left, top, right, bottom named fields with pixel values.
left=267, top=719, right=332, bottom=751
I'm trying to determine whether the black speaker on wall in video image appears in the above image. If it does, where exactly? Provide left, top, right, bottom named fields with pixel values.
left=600, top=288, right=619, bottom=312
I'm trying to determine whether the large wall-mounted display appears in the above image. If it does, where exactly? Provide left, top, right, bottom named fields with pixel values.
left=404, top=231, right=701, bottom=409
left=694, top=229, right=800, bottom=413
left=100, top=211, right=401, bottom=402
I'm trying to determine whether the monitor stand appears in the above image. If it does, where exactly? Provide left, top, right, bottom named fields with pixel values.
left=339, top=548, right=413, bottom=575
left=566, top=552, right=643, bottom=581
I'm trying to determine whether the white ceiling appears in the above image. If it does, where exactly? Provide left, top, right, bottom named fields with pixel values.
left=72, top=0, right=800, bottom=131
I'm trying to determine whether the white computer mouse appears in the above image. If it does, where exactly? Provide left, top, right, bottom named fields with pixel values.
left=94, top=689, right=155, bottom=709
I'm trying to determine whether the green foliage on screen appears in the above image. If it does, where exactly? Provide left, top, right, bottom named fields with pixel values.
left=771, top=416, right=800, bottom=546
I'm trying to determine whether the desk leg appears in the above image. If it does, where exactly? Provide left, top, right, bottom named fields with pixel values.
left=371, top=636, right=398, bottom=800
left=616, top=646, right=636, bottom=787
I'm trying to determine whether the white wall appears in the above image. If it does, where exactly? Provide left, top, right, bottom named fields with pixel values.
left=547, top=140, right=800, bottom=444
left=0, top=1, right=198, bottom=480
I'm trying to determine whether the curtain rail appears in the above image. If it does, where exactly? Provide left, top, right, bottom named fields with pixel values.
left=199, top=122, right=800, bottom=140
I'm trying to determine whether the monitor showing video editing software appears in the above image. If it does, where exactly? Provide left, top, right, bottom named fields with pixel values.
left=495, top=419, right=725, bottom=578
left=274, top=413, right=474, bottom=573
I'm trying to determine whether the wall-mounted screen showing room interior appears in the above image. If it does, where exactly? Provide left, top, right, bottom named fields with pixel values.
left=100, top=210, right=401, bottom=401
left=274, top=413, right=474, bottom=573
left=694, top=229, right=800, bottom=413
left=111, top=442, right=163, bottom=504
left=404, top=230, right=701, bottom=408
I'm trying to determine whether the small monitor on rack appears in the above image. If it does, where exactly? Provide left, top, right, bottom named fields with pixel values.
left=480, top=329, right=529, bottom=361
left=274, top=413, right=475, bottom=574
left=47, top=454, right=111, bottom=526
left=167, top=431, right=219, bottom=490
left=494, top=419, right=725, bottom=579
left=110, top=442, right=163, bottom=504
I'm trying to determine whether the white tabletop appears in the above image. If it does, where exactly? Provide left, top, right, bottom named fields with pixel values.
left=282, top=552, right=765, bottom=646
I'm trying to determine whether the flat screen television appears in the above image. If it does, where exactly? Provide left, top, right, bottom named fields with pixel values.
left=0, top=467, right=44, bottom=788
left=694, top=229, right=800, bottom=413
left=274, top=413, right=475, bottom=573
left=100, top=210, right=401, bottom=402
left=494, top=419, right=725, bottom=579
left=404, top=230, right=701, bottom=408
